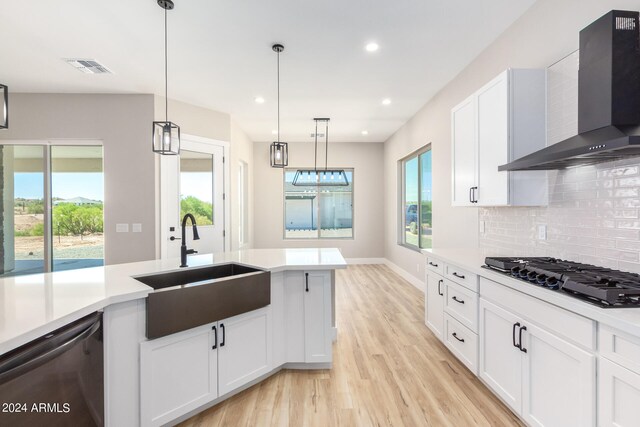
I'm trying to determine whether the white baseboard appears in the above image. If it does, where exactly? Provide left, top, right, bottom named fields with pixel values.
left=383, top=259, right=424, bottom=292
left=345, top=258, right=386, bottom=264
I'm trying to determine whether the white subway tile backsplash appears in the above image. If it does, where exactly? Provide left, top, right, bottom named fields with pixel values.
left=478, top=50, right=640, bottom=273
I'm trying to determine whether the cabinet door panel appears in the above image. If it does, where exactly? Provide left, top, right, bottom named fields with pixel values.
left=284, top=271, right=306, bottom=363
left=304, top=271, right=332, bottom=363
left=599, top=357, right=640, bottom=427
left=451, top=96, right=476, bottom=206
left=521, top=323, right=595, bottom=427
left=476, top=71, right=509, bottom=206
left=425, top=272, right=445, bottom=340
left=218, top=308, right=271, bottom=396
left=140, top=326, right=217, bottom=427
left=479, top=298, right=522, bottom=413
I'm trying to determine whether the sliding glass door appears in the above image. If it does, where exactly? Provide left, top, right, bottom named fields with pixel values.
left=0, top=143, right=104, bottom=277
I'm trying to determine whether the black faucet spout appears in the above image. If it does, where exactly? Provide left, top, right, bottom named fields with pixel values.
left=180, top=213, right=200, bottom=268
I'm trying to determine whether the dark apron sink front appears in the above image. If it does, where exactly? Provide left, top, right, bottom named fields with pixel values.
left=134, top=263, right=271, bottom=339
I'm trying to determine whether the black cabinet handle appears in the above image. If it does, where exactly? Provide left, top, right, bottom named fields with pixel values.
left=220, top=323, right=225, bottom=347
left=305, top=272, right=309, bottom=292
left=212, top=325, right=217, bottom=349
left=437, top=279, right=444, bottom=296
left=472, top=186, right=478, bottom=203
left=469, top=187, right=473, bottom=203
left=429, top=261, right=439, bottom=267
left=518, top=326, right=527, bottom=353
left=452, top=332, right=465, bottom=343
left=512, top=322, right=520, bottom=349
left=452, top=296, right=465, bottom=304
left=452, top=272, right=466, bottom=279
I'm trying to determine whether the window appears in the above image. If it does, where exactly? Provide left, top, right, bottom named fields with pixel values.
left=400, top=146, right=432, bottom=249
left=1, top=143, right=104, bottom=278
left=179, top=150, right=214, bottom=225
left=284, top=169, right=353, bottom=239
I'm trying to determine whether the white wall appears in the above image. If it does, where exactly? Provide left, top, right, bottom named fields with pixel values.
left=383, top=0, right=640, bottom=281
left=253, top=141, right=384, bottom=259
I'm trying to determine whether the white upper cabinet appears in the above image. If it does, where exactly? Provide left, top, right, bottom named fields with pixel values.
left=451, top=69, right=547, bottom=207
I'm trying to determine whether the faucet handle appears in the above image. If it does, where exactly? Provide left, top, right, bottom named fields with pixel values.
left=186, top=249, right=198, bottom=255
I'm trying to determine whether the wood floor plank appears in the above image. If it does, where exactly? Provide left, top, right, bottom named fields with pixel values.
left=179, top=264, right=523, bottom=427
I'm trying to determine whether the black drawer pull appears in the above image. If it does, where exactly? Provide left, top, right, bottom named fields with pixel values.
left=452, top=332, right=465, bottom=343
left=305, top=272, right=309, bottom=292
left=512, top=322, right=520, bottom=349
left=519, top=326, right=527, bottom=353
left=452, top=272, right=466, bottom=279
left=437, top=279, right=444, bottom=296
left=452, top=296, right=465, bottom=304
left=212, top=325, right=217, bottom=349
left=429, top=261, right=439, bottom=267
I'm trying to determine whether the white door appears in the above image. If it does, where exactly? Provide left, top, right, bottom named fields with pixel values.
left=451, top=96, right=477, bottom=206
left=599, top=358, right=640, bottom=427
left=476, top=70, right=509, bottom=206
left=140, top=325, right=218, bottom=427
left=160, top=137, right=227, bottom=260
left=217, top=308, right=271, bottom=396
left=479, top=298, right=523, bottom=413
left=521, top=322, right=595, bottom=427
left=304, top=271, right=332, bottom=363
left=425, top=272, right=445, bottom=340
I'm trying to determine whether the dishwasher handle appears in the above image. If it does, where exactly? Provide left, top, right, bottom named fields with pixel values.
left=0, top=314, right=101, bottom=384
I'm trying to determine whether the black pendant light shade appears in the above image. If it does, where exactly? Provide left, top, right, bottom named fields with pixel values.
left=270, top=141, right=288, bottom=167
left=0, top=84, right=7, bottom=129
left=270, top=43, right=288, bottom=168
left=152, top=0, right=180, bottom=155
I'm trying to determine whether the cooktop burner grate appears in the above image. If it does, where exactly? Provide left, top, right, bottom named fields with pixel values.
left=483, top=257, right=640, bottom=308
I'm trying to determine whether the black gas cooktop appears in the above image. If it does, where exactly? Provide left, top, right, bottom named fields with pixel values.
left=483, top=257, right=640, bottom=308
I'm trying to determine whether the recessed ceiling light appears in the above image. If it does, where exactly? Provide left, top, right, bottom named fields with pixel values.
left=255, top=96, right=265, bottom=104
left=365, top=42, right=379, bottom=52
left=382, top=98, right=391, bottom=106
left=361, top=130, right=369, bottom=135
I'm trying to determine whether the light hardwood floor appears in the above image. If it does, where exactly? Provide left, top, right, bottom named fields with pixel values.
left=179, top=264, right=523, bottom=427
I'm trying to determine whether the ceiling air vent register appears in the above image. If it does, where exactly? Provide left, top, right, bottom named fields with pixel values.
left=64, top=59, right=112, bottom=74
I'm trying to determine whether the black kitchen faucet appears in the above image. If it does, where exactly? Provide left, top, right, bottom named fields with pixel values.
left=180, top=213, right=200, bottom=267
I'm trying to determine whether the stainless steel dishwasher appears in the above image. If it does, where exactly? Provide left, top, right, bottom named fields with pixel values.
left=0, top=312, right=104, bottom=426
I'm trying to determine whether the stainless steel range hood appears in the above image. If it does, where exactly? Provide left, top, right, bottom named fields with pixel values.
left=499, top=10, right=640, bottom=171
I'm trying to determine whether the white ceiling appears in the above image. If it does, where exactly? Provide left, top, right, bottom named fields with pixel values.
left=0, top=0, right=536, bottom=143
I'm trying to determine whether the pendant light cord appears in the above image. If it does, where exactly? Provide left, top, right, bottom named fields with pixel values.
left=277, top=48, right=280, bottom=142
left=164, top=7, right=168, bottom=122
left=314, top=120, right=318, bottom=171
left=325, top=120, right=329, bottom=171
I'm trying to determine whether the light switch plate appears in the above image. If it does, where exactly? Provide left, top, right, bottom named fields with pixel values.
left=116, top=223, right=129, bottom=233
left=537, top=224, right=547, bottom=240
left=132, top=223, right=142, bottom=233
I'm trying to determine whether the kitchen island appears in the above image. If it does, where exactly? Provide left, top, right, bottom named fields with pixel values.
left=0, top=248, right=347, bottom=427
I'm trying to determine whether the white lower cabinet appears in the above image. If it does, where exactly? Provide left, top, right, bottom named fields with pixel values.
left=140, top=307, right=271, bottom=427
left=598, top=357, right=640, bottom=427
left=479, top=298, right=595, bottom=426
left=425, top=271, right=445, bottom=339
left=284, top=270, right=332, bottom=364
left=218, top=308, right=271, bottom=395
left=140, top=324, right=218, bottom=427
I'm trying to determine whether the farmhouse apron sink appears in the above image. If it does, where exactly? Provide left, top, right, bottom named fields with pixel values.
left=134, top=263, right=271, bottom=339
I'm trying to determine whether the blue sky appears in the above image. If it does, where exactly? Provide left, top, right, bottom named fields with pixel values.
left=405, top=151, right=432, bottom=203
left=181, top=172, right=213, bottom=203
left=15, top=173, right=104, bottom=201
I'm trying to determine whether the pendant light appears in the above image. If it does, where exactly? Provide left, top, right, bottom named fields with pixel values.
left=270, top=44, right=288, bottom=168
left=152, top=0, right=180, bottom=155
left=0, top=84, right=7, bottom=129
left=292, top=118, right=349, bottom=186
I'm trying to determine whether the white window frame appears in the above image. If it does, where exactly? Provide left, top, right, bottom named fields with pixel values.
left=398, top=144, right=432, bottom=251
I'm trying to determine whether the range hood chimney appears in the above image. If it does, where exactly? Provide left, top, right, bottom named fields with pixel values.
left=499, top=10, right=640, bottom=171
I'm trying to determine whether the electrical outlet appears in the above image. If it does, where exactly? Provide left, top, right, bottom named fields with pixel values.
left=132, top=223, right=142, bottom=233
left=116, top=223, right=129, bottom=233
left=479, top=220, right=486, bottom=234
left=538, top=224, right=547, bottom=240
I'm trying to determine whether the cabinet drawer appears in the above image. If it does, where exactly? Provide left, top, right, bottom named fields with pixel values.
left=445, top=279, right=478, bottom=333
left=480, top=277, right=595, bottom=350
left=426, top=256, right=444, bottom=276
left=444, top=313, right=478, bottom=375
left=445, top=263, right=478, bottom=292
left=600, top=325, right=640, bottom=375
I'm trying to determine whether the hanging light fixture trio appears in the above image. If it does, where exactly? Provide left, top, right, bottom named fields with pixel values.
left=152, top=0, right=181, bottom=155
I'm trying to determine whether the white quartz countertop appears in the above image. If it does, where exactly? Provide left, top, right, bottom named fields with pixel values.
left=422, top=248, right=640, bottom=337
left=0, top=248, right=346, bottom=355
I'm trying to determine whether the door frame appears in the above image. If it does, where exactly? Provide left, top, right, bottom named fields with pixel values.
left=158, top=134, right=230, bottom=259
